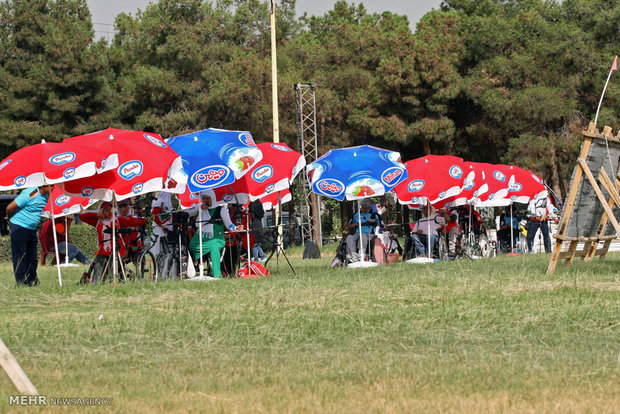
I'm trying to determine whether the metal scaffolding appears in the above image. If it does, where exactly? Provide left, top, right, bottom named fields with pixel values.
left=294, top=83, right=322, bottom=246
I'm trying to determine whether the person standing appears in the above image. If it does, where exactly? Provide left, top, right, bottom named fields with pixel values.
left=150, top=191, right=174, bottom=257
left=6, top=184, right=53, bottom=285
left=527, top=196, right=556, bottom=253
left=188, top=190, right=236, bottom=278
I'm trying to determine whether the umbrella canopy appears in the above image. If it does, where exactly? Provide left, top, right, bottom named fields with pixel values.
left=392, top=155, right=465, bottom=206
left=63, top=128, right=186, bottom=201
left=259, top=188, right=292, bottom=211
left=42, top=185, right=96, bottom=219
left=167, top=128, right=262, bottom=192
left=211, top=142, right=305, bottom=205
left=0, top=139, right=116, bottom=191
left=498, top=165, right=547, bottom=204
left=307, top=145, right=407, bottom=201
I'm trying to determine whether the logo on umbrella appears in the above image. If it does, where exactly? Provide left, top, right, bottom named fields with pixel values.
left=508, top=182, right=522, bottom=192
left=265, top=184, right=275, bottom=193
left=411, top=196, right=419, bottom=203
left=144, top=134, right=167, bottom=148
left=82, top=187, right=94, bottom=197
left=271, top=144, right=291, bottom=152
left=449, top=165, right=463, bottom=179
left=238, top=133, right=255, bottom=146
left=438, top=191, right=447, bottom=199
left=463, top=178, right=475, bottom=190
left=531, top=173, right=543, bottom=184
left=493, top=171, right=506, bottom=182
left=223, top=194, right=234, bottom=203
left=101, top=158, right=107, bottom=169
left=118, top=161, right=144, bottom=180
left=63, top=168, right=76, bottom=179
left=381, top=167, right=404, bottom=186
left=0, top=160, right=11, bottom=170
left=316, top=179, right=344, bottom=197
left=55, top=195, right=71, bottom=206
left=62, top=207, right=70, bottom=214
left=408, top=180, right=425, bottom=192
left=488, top=193, right=496, bottom=200
left=49, top=152, right=75, bottom=165
left=132, top=183, right=144, bottom=194
left=191, top=165, right=230, bottom=188
left=14, top=176, right=25, bottom=187
left=252, top=165, right=273, bottom=183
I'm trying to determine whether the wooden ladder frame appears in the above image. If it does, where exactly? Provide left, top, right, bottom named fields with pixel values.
left=547, top=123, right=620, bottom=274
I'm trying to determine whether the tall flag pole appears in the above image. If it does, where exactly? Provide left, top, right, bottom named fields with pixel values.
left=594, top=55, right=618, bottom=126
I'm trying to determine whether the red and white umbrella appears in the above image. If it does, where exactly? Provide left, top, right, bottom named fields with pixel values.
left=42, top=185, right=96, bottom=219
left=494, top=165, right=547, bottom=204
left=63, top=128, right=186, bottom=201
left=0, top=140, right=116, bottom=191
left=211, top=142, right=305, bottom=205
left=392, top=155, right=466, bottom=206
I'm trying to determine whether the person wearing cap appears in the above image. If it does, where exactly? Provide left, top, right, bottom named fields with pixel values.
left=6, top=184, right=54, bottom=285
left=345, top=198, right=381, bottom=263
left=80, top=201, right=147, bottom=283
left=117, top=199, right=142, bottom=257
left=41, top=216, right=91, bottom=265
left=187, top=190, right=237, bottom=278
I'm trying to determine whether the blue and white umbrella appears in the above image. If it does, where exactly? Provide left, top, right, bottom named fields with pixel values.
left=307, top=145, right=407, bottom=268
left=307, top=145, right=407, bottom=201
left=167, top=128, right=262, bottom=192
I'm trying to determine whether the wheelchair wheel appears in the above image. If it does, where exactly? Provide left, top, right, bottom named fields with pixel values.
left=478, top=235, right=492, bottom=258
left=136, top=251, right=157, bottom=281
left=437, top=236, right=448, bottom=260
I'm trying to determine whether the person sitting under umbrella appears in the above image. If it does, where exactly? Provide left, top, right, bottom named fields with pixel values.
left=188, top=190, right=237, bottom=278
left=41, top=216, right=91, bottom=265
left=410, top=204, right=448, bottom=258
left=345, top=198, right=381, bottom=263
left=80, top=201, right=147, bottom=283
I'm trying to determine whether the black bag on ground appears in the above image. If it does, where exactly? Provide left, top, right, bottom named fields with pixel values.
left=303, top=241, right=321, bottom=259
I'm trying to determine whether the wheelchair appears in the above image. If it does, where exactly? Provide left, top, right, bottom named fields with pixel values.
left=403, top=229, right=448, bottom=261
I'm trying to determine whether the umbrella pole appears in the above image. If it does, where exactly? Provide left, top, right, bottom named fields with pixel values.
left=427, top=203, right=432, bottom=257
left=510, top=202, right=515, bottom=253
left=358, top=200, right=364, bottom=263
left=277, top=190, right=282, bottom=271
left=50, top=209, right=63, bottom=287
left=112, top=197, right=117, bottom=282
left=247, top=212, right=252, bottom=271
left=199, top=211, right=204, bottom=277
left=64, top=216, right=70, bottom=265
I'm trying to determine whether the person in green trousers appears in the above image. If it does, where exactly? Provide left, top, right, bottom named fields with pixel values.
left=189, top=190, right=236, bottom=278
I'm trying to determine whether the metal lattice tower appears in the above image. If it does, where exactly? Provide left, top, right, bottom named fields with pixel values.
left=294, top=83, right=322, bottom=246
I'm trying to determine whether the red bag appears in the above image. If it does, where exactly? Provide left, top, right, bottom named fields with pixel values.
left=237, top=262, right=271, bottom=278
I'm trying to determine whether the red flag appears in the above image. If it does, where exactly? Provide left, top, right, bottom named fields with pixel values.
left=612, top=55, right=618, bottom=72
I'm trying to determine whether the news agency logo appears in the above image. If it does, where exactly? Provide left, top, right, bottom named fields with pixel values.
left=118, top=161, right=143, bottom=180
left=493, top=170, right=506, bottom=181
left=449, top=165, right=463, bottom=179
left=252, top=165, right=273, bottom=183
left=49, top=152, right=75, bottom=165
left=55, top=195, right=71, bottom=206
left=239, top=132, right=255, bottom=146
left=9, top=395, right=113, bottom=407
left=14, top=176, right=26, bottom=187
left=144, top=134, right=166, bottom=148
left=316, top=178, right=344, bottom=197
left=191, top=165, right=230, bottom=188
left=63, top=168, right=76, bottom=179
left=408, top=180, right=425, bottom=192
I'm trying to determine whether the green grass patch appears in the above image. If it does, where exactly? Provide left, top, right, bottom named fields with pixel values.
left=0, top=251, right=618, bottom=412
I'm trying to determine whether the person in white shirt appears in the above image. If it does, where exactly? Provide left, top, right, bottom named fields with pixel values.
left=411, top=204, right=448, bottom=257
left=526, top=196, right=556, bottom=253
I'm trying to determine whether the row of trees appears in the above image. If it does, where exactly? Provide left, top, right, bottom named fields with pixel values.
left=1, top=0, right=618, bottom=201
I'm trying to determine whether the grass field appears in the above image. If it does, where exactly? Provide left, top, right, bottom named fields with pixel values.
left=0, top=248, right=618, bottom=413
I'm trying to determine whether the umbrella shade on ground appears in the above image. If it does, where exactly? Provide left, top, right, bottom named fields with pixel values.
left=166, top=128, right=262, bottom=193
left=0, top=139, right=117, bottom=191
left=211, top=142, right=305, bottom=205
left=63, top=128, right=186, bottom=201
left=392, top=155, right=465, bottom=206
left=307, top=145, right=407, bottom=201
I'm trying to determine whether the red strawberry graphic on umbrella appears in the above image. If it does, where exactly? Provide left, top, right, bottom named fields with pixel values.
left=235, top=155, right=255, bottom=171
left=354, top=185, right=375, bottom=197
